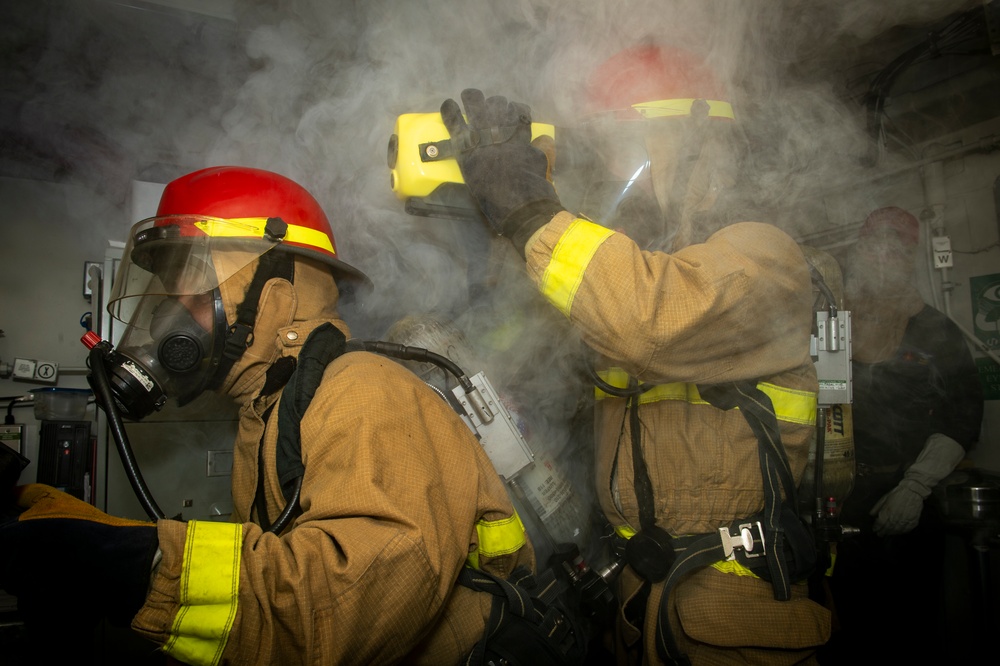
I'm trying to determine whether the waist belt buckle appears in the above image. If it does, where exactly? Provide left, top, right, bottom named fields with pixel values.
left=718, top=521, right=766, bottom=561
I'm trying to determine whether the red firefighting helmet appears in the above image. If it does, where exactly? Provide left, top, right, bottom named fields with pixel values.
left=155, top=166, right=369, bottom=284
left=105, top=167, right=370, bottom=415
left=577, top=45, right=738, bottom=250
left=585, top=44, right=734, bottom=122
left=859, top=206, right=920, bottom=248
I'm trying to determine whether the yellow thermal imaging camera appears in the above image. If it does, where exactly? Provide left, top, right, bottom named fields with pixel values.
left=387, top=112, right=555, bottom=221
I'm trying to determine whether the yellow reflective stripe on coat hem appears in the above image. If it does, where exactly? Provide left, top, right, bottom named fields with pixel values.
left=595, top=369, right=816, bottom=425
left=163, top=521, right=242, bottom=666
left=540, top=219, right=614, bottom=317
left=467, top=512, right=526, bottom=569
left=710, top=559, right=760, bottom=578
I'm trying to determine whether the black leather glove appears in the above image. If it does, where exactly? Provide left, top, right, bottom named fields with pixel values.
left=0, top=484, right=158, bottom=628
left=440, top=89, right=565, bottom=254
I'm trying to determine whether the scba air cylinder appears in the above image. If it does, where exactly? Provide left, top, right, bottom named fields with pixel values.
left=801, top=404, right=856, bottom=513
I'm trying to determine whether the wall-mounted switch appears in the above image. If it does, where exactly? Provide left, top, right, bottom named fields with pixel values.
left=207, top=450, right=234, bottom=477
left=13, top=357, right=58, bottom=383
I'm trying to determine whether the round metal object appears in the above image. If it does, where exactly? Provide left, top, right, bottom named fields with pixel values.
left=945, top=477, right=1000, bottom=525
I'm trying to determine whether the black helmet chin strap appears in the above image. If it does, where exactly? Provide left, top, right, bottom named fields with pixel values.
left=207, top=248, right=295, bottom=391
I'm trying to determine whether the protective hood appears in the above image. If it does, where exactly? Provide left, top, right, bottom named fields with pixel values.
left=217, top=253, right=351, bottom=405
left=568, top=109, right=738, bottom=252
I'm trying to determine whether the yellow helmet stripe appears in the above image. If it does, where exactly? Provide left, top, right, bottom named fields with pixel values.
left=193, top=217, right=335, bottom=254
left=631, top=98, right=735, bottom=120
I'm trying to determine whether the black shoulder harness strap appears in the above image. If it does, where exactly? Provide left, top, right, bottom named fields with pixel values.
left=275, top=323, right=347, bottom=499
left=252, top=322, right=347, bottom=533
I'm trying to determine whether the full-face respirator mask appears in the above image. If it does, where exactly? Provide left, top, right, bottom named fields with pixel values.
left=84, top=215, right=282, bottom=421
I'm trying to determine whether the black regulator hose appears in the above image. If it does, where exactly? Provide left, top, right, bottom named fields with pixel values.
left=267, top=476, right=302, bottom=535
left=88, top=345, right=166, bottom=522
left=347, top=339, right=476, bottom=393
left=587, top=364, right=654, bottom=398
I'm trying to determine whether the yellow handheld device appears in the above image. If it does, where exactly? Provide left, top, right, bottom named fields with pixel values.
left=387, top=112, right=555, bottom=220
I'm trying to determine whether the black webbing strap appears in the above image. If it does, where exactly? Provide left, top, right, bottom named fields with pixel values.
left=460, top=566, right=532, bottom=666
left=699, top=381, right=798, bottom=599
left=629, top=391, right=657, bottom=532
left=252, top=357, right=297, bottom=530
left=253, top=402, right=277, bottom=530
left=275, top=323, right=347, bottom=500
left=622, top=380, right=802, bottom=665
left=250, top=324, right=345, bottom=533
left=653, top=533, right=729, bottom=666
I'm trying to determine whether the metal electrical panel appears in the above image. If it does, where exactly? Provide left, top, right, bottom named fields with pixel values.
left=36, top=421, right=94, bottom=501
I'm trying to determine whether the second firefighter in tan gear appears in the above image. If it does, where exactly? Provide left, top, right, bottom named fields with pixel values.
left=440, top=43, right=831, bottom=664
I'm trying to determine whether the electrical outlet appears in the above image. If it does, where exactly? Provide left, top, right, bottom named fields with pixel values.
left=12, top=357, right=58, bottom=383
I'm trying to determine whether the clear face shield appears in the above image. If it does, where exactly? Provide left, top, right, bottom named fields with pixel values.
left=563, top=100, right=737, bottom=252
left=105, top=215, right=280, bottom=417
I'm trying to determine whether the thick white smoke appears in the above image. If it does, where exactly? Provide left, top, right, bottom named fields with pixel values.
left=2, top=0, right=984, bottom=555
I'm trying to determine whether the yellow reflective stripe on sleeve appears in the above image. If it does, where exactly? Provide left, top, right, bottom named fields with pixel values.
left=539, top=219, right=614, bottom=317
left=163, top=521, right=242, bottom=666
left=595, top=369, right=816, bottom=425
left=467, top=512, right=526, bottom=570
left=194, top=217, right=335, bottom=254
left=631, top=98, right=735, bottom=120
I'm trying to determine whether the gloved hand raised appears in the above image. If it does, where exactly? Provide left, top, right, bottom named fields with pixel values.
left=870, top=433, right=965, bottom=536
left=440, top=89, right=565, bottom=254
left=0, top=484, right=158, bottom=627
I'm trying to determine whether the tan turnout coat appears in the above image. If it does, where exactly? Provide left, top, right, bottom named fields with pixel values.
left=525, top=212, right=831, bottom=665
left=132, top=257, right=534, bottom=664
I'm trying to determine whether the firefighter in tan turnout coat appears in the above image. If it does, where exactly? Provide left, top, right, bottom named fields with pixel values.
left=439, top=44, right=831, bottom=665
left=0, top=166, right=534, bottom=665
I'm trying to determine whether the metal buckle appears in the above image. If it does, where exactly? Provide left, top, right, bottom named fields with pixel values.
left=717, top=521, right=766, bottom=561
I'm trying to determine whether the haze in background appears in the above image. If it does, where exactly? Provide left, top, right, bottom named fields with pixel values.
left=1, top=0, right=981, bottom=558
